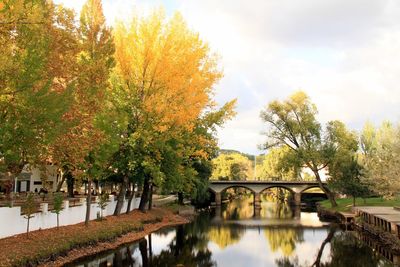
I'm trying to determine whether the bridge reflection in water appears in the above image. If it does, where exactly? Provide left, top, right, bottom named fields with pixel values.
left=212, top=195, right=326, bottom=226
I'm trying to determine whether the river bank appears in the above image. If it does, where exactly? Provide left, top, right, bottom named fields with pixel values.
left=317, top=202, right=400, bottom=262
left=0, top=208, right=189, bottom=267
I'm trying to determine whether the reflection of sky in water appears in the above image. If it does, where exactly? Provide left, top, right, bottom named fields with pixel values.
left=300, top=212, right=326, bottom=227
left=146, top=229, right=175, bottom=255
left=208, top=228, right=329, bottom=267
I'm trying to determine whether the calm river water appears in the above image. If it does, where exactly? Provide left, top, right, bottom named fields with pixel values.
left=67, top=196, right=395, bottom=267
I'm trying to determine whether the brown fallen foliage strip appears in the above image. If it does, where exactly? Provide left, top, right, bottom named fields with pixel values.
left=0, top=208, right=189, bottom=267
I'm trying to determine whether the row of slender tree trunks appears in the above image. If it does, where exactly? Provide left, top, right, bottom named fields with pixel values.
left=55, top=173, right=154, bottom=226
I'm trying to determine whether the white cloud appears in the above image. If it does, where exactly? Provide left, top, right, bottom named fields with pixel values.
left=55, top=0, right=400, bottom=155
left=178, top=0, right=400, bottom=154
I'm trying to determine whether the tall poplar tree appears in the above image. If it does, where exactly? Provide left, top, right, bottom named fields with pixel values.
left=112, top=10, right=229, bottom=212
left=77, top=0, right=114, bottom=225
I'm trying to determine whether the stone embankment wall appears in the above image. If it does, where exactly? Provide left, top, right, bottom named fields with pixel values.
left=0, top=196, right=140, bottom=239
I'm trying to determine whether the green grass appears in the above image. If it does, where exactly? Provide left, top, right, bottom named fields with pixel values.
left=319, top=197, right=400, bottom=212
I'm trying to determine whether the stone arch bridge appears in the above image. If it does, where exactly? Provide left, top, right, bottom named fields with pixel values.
left=209, top=180, right=326, bottom=207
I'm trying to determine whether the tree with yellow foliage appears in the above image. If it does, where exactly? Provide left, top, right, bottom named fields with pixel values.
left=111, top=9, right=234, bottom=212
left=211, top=153, right=253, bottom=180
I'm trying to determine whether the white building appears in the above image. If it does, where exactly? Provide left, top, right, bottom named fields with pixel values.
left=16, top=165, right=60, bottom=193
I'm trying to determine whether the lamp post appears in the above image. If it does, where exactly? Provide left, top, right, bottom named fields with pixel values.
left=254, top=154, right=257, bottom=180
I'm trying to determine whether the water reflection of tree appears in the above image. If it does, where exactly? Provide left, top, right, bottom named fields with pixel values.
left=223, top=196, right=254, bottom=219
left=318, top=231, right=389, bottom=267
left=275, top=256, right=301, bottom=267
left=274, top=227, right=391, bottom=267
left=207, top=225, right=244, bottom=249
left=264, top=227, right=304, bottom=256
left=260, top=199, right=293, bottom=219
left=148, top=224, right=216, bottom=267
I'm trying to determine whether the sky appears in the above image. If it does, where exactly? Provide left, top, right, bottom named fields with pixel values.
left=55, top=0, right=400, bottom=155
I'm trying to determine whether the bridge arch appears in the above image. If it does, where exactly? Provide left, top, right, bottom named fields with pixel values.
left=209, top=184, right=256, bottom=208
left=261, top=185, right=295, bottom=194
left=218, top=185, right=256, bottom=194
left=300, top=185, right=326, bottom=194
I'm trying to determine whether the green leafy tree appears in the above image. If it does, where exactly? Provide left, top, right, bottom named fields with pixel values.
left=360, top=121, right=400, bottom=199
left=328, top=157, right=370, bottom=206
left=256, top=146, right=300, bottom=181
left=260, top=91, right=353, bottom=207
left=326, top=120, right=370, bottom=205
left=23, top=193, right=36, bottom=238
left=52, top=192, right=64, bottom=229
left=0, top=0, right=73, bottom=195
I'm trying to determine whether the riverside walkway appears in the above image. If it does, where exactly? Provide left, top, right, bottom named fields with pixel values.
left=354, top=206, right=400, bottom=238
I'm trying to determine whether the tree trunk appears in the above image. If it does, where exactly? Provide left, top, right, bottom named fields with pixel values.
left=94, top=180, right=99, bottom=195
left=57, top=214, right=59, bottom=229
left=126, top=183, right=135, bottom=214
left=85, top=178, right=92, bottom=226
left=139, top=177, right=150, bottom=212
left=26, top=217, right=30, bottom=238
left=178, top=192, right=184, bottom=205
left=66, top=172, right=75, bottom=198
left=56, top=170, right=65, bottom=192
left=114, top=175, right=128, bottom=216
left=148, top=182, right=153, bottom=210
left=312, top=169, right=337, bottom=207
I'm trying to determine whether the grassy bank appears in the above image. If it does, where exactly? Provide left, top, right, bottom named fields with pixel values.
left=0, top=208, right=186, bottom=267
left=319, top=197, right=400, bottom=212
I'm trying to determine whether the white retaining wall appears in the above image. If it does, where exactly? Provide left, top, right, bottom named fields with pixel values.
left=0, top=196, right=140, bottom=239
